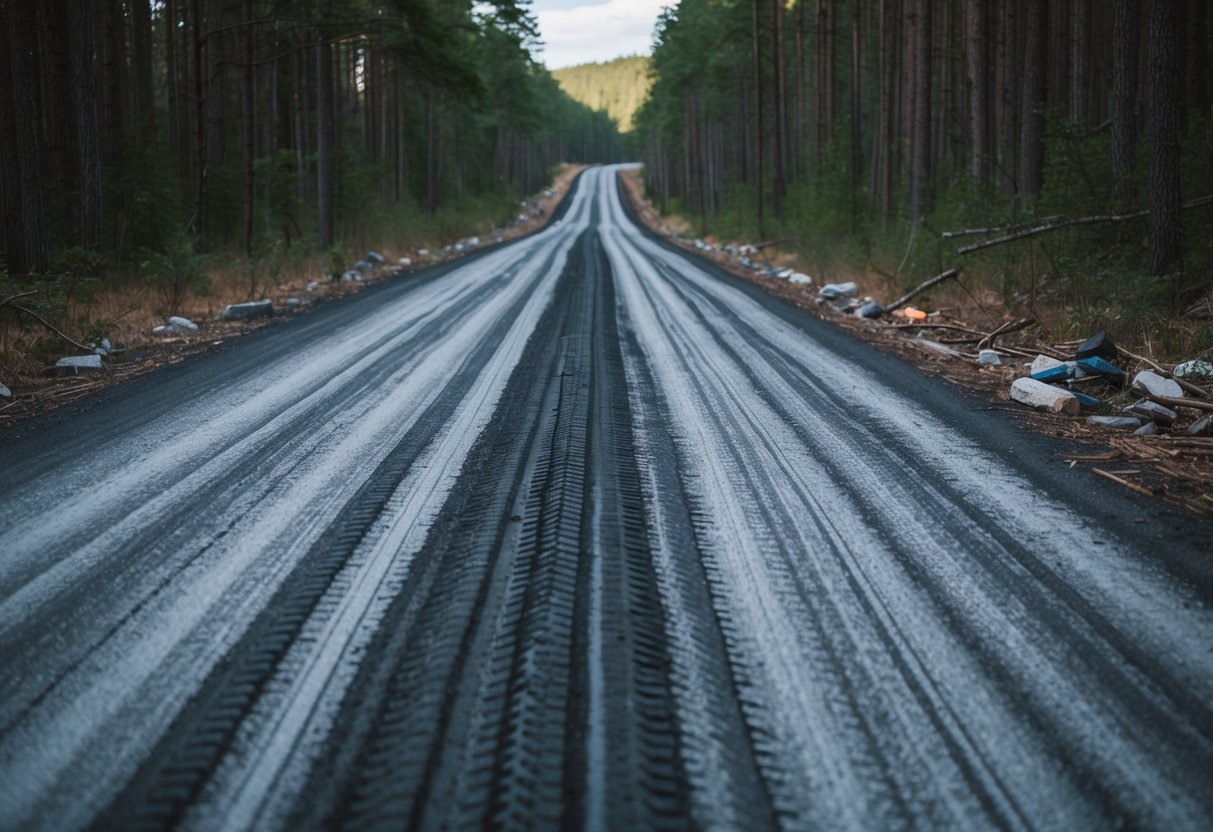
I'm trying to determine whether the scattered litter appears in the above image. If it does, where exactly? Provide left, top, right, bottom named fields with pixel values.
left=1031, top=363, right=1075, bottom=382
left=977, top=349, right=1002, bottom=366
left=1030, top=354, right=1063, bottom=375
left=1010, top=377, right=1080, bottom=415
left=1076, top=330, right=1119, bottom=362
left=1124, top=399, right=1178, bottom=427
left=1188, top=414, right=1213, bottom=436
left=1076, top=356, right=1125, bottom=381
left=365, top=251, right=386, bottom=265
left=353, top=260, right=372, bottom=273
left=1134, top=421, right=1158, bottom=436
left=788, top=272, right=812, bottom=285
left=903, top=307, right=927, bottom=321
left=1131, top=369, right=1183, bottom=399
left=1070, top=390, right=1102, bottom=408
left=340, top=271, right=361, bottom=283
left=153, top=315, right=199, bottom=335
left=0, top=383, right=12, bottom=400
left=916, top=339, right=963, bottom=358
left=220, top=299, right=273, bottom=320
left=306, top=280, right=321, bottom=291
left=418, top=249, right=429, bottom=257
left=818, top=282, right=857, bottom=300
left=284, top=297, right=302, bottom=308
left=1087, top=416, right=1143, bottom=430
left=398, top=257, right=412, bottom=267
left=1173, top=359, right=1213, bottom=380
left=55, top=355, right=103, bottom=374
left=91, top=337, right=112, bottom=356
left=857, top=301, right=883, bottom=319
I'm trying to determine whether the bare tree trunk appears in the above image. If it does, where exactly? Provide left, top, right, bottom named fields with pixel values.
left=771, top=0, right=786, bottom=219
left=242, top=0, right=255, bottom=257
left=1018, top=0, right=1047, bottom=198
left=316, top=21, right=335, bottom=248
left=425, top=92, right=438, bottom=215
left=69, top=0, right=103, bottom=250
left=1111, top=0, right=1139, bottom=205
left=1147, top=0, right=1181, bottom=275
left=752, top=0, right=765, bottom=237
left=1, top=0, right=50, bottom=274
left=849, top=0, right=861, bottom=229
left=131, top=0, right=155, bottom=144
left=1069, top=0, right=1090, bottom=123
left=966, top=0, right=988, bottom=183
left=911, top=0, right=931, bottom=225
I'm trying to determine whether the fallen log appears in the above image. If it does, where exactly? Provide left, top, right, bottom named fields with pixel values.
left=1143, top=393, right=1213, bottom=413
left=957, top=194, right=1213, bottom=255
left=977, top=317, right=1036, bottom=351
left=883, top=268, right=960, bottom=314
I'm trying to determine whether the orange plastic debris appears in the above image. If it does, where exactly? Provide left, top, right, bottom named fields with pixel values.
left=904, top=307, right=928, bottom=321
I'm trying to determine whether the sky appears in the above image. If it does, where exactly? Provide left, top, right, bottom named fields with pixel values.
left=529, top=0, right=669, bottom=69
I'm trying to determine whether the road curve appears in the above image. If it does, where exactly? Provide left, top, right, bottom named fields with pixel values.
left=1, top=166, right=1210, bottom=831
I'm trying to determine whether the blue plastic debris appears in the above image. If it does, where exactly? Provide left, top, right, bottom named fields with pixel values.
left=1070, top=390, right=1101, bottom=408
left=1031, top=364, right=1074, bottom=382
left=1076, top=356, right=1125, bottom=379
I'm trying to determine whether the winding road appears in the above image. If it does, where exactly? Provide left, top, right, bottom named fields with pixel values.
left=1, top=166, right=1210, bottom=831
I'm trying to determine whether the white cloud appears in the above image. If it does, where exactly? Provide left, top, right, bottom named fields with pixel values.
left=534, top=0, right=668, bottom=69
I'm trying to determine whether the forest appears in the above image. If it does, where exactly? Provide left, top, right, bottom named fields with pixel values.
left=636, top=0, right=1213, bottom=326
left=0, top=0, right=624, bottom=283
left=553, top=55, right=652, bottom=133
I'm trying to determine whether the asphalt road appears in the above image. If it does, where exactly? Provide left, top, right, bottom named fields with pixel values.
left=1, top=165, right=1210, bottom=831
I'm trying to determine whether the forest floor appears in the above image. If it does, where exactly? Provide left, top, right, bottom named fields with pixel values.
left=618, top=168, right=1213, bottom=517
left=0, top=164, right=589, bottom=432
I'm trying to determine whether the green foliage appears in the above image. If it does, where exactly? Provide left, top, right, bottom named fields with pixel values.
left=552, top=56, right=652, bottom=133
left=136, top=233, right=211, bottom=315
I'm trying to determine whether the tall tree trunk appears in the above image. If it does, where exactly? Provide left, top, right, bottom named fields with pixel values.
left=1147, top=0, right=1181, bottom=276
left=849, top=0, right=861, bottom=229
left=1069, top=0, right=1089, bottom=123
left=771, top=0, right=786, bottom=219
left=910, top=0, right=931, bottom=226
left=69, top=0, right=103, bottom=250
left=316, top=23, right=335, bottom=248
left=425, top=92, right=438, bottom=215
left=966, top=0, right=988, bottom=183
left=131, top=0, right=155, bottom=144
left=1111, top=0, right=1139, bottom=205
left=242, top=0, right=255, bottom=257
left=1, top=0, right=50, bottom=274
left=1018, top=0, right=1047, bottom=198
left=751, top=0, right=765, bottom=237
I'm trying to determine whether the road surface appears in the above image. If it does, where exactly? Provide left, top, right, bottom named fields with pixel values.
left=1, top=166, right=1210, bottom=831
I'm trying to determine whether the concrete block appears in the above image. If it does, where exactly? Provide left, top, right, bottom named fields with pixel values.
left=221, top=299, right=273, bottom=320
left=1010, top=378, right=1080, bottom=415
left=1131, top=370, right=1183, bottom=399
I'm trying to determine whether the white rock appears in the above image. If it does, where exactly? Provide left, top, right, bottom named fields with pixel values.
left=467, top=236, right=479, bottom=247
left=340, top=271, right=359, bottom=283
left=398, top=257, right=412, bottom=267
left=1010, top=377, right=1080, bottom=415
left=1173, top=359, right=1213, bottom=380
left=788, top=272, right=812, bottom=285
left=220, top=299, right=273, bottom=320
left=285, top=297, right=302, bottom=307
left=56, top=355, right=103, bottom=371
left=1030, top=354, right=1064, bottom=375
left=978, top=349, right=1002, bottom=366
left=166, top=316, right=198, bottom=331
left=92, top=337, right=112, bottom=356
left=417, top=249, right=429, bottom=257
left=307, top=280, right=321, bottom=291
left=0, top=383, right=12, bottom=400
left=1131, top=369, right=1183, bottom=399
left=365, top=251, right=386, bottom=264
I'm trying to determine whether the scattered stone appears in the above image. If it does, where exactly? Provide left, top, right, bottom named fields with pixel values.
left=285, top=297, right=302, bottom=308
left=818, top=282, right=857, bottom=299
left=916, top=339, right=963, bottom=358
left=1087, top=415, right=1143, bottom=430
left=1134, top=421, right=1158, bottom=436
left=1075, top=330, right=1119, bottom=362
left=221, top=299, right=273, bottom=320
left=1131, top=369, right=1183, bottom=399
left=55, top=355, right=103, bottom=374
left=468, top=236, right=480, bottom=247
left=418, top=248, right=429, bottom=257
left=365, top=251, right=386, bottom=265
left=0, top=383, right=12, bottom=400
left=1030, top=354, right=1064, bottom=375
left=1173, top=359, right=1213, bottom=380
left=167, top=315, right=198, bottom=331
left=398, top=257, right=412, bottom=267
left=353, top=260, right=372, bottom=273
left=91, top=337, right=112, bottom=356
left=788, top=272, right=812, bottom=285
left=340, top=271, right=361, bottom=283
left=1124, top=398, right=1177, bottom=427
left=857, top=301, right=883, bottom=319
left=978, top=349, right=1002, bottom=366
left=1010, top=377, right=1080, bottom=415
left=1188, top=414, right=1213, bottom=436
left=1076, top=356, right=1125, bottom=381
left=307, top=280, right=321, bottom=291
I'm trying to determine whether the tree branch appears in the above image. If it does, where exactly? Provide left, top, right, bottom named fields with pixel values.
left=4, top=303, right=92, bottom=352
left=884, top=268, right=960, bottom=313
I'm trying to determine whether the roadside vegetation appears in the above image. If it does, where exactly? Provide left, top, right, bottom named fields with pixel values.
left=0, top=0, right=623, bottom=388
left=634, top=0, right=1213, bottom=362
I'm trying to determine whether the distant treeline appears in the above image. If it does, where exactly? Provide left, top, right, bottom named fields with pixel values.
left=553, top=55, right=653, bottom=133
left=0, top=0, right=625, bottom=277
left=637, top=0, right=1213, bottom=297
